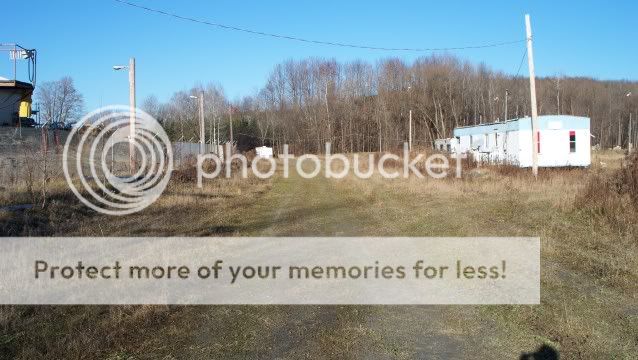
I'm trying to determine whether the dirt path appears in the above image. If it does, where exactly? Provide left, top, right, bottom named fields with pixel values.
left=181, top=170, right=532, bottom=359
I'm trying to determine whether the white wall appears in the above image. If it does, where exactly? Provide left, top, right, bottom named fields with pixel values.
left=516, top=129, right=590, bottom=167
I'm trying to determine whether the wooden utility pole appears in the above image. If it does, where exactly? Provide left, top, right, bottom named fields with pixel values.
left=618, top=116, right=622, bottom=148
left=229, top=106, right=234, bottom=144
left=629, top=112, right=633, bottom=152
left=408, top=110, right=413, bottom=151
left=505, top=89, right=509, bottom=121
left=129, top=57, right=136, bottom=174
left=197, top=91, right=205, bottom=154
left=209, top=98, right=214, bottom=151
left=556, top=77, right=561, bottom=115
left=525, top=14, right=539, bottom=177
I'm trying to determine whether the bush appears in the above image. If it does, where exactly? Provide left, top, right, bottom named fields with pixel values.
left=576, top=152, right=638, bottom=233
left=617, top=152, right=638, bottom=204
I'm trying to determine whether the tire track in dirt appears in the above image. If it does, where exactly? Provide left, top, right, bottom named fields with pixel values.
left=184, top=168, right=520, bottom=358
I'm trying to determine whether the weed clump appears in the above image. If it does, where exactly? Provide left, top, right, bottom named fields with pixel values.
left=577, top=152, right=638, bottom=234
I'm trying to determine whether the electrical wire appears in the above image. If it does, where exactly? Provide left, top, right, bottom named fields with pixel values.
left=27, top=49, right=37, bottom=86
left=514, top=47, right=527, bottom=78
left=111, top=0, right=526, bottom=52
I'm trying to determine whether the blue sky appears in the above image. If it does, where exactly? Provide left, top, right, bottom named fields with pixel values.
left=4, top=1, right=637, bottom=110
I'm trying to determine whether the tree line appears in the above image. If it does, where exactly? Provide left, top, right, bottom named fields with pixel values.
left=141, top=55, right=637, bottom=153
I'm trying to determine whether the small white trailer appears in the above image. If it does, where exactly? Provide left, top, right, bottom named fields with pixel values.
left=255, top=146, right=274, bottom=158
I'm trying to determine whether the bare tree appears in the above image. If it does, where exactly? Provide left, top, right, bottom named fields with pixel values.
left=36, top=76, right=84, bottom=127
left=151, top=54, right=638, bottom=152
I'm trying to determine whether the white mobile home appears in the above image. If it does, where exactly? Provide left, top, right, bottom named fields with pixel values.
left=447, top=115, right=590, bottom=167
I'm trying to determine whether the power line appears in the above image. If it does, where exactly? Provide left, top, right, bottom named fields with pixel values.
left=111, top=0, right=526, bottom=52
left=514, top=47, right=528, bottom=78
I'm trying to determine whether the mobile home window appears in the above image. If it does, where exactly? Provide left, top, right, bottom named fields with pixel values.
left=569, top=131, right=576, bottom=153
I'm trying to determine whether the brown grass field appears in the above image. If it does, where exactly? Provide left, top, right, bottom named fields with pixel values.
left=0, top=147, right=637, bottom=359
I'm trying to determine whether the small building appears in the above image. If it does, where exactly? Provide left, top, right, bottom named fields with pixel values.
left=0, top=79, right=34, bottom=127
left=255, top=146, right=273, bottom=158
left=440, top=115, right=591, bottom=167
left=0, top=44, right=36, bottom=127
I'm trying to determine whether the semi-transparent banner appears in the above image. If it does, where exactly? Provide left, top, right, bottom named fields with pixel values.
left=0, top=237, right=539, bottom=304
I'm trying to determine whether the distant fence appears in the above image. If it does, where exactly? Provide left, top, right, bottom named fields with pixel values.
left=0, top=127, right=137, bottom=188
left=0, top=126, right=229, bottom=189
left=172, top=141, right=223, bottom=168
left=0, top=127, right=72, bottom=187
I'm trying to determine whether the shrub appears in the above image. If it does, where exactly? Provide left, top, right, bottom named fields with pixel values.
left=576, top=152, right=638, bottom=234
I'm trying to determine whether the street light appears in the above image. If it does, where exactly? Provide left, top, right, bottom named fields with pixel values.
left=190, top=92, right=205, bottom=154
left=112, top=58, right=136, bottom=174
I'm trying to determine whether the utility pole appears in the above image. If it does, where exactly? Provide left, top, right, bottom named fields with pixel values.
left=629, top=112, right=633, bottom=152
left=556, top=77, right=561, bottom=115
left=129, top=57, right=136, bottom=174
left=213, top=99, right=218, bottom=148
left=625, top=91, right=634, bottom=153
left=505, top=89, right=509, bottom=121
left=198, top=91, right=205, bottom=154
left=408, top=85, right=412, bottom=151
left=525, top=14, right=539, bottom=178
left=618, top=116, right=622, bottom=148
left=229, top=105, right=234, bottom=144
left=408, top=110, right=413, bottom=151
left=208, top=115, right=215, bottom=145
left=208, top=93, right=217, bottom=153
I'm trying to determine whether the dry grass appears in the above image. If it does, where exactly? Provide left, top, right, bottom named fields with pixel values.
left=577, top=152, right=638, bottom=233
left=327, top=153, right=638, bottom=358
left=1, top=151, right=637, bottom=358
left=0, top=305, right=178, bottom=359
left=0, top=164, right=273, bottom=359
